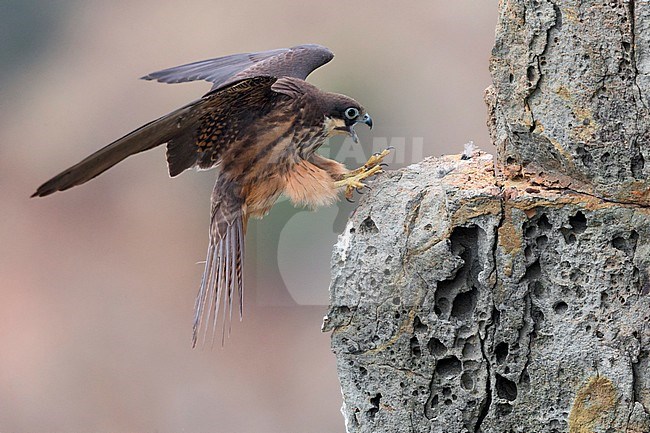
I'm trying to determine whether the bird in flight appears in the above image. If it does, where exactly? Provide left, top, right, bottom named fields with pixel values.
left=32, top=44, right=388, bottom=345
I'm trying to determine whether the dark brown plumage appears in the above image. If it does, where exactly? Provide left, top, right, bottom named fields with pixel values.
left=32, top=44, right=381, bottom=345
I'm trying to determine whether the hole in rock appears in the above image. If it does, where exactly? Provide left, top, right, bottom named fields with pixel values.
left=410, top=336, right=422, bottom=357
left=496, top=374, right=518, bottom=401
left=436, top=356, right=462, bottom=378
left=451, top=287, right=478, bottom=320
left=553, top=301, right=568, bottom=314
left=368, top=393, right=381, bottom=419
left=428, top=337, right=447, bottom=357
left=495, top=342, right=509, bottom=364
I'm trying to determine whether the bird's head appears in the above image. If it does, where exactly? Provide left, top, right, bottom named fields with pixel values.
left=270, top=77, right=372, bottom=144
left=322, top=95, right=373, bottom=143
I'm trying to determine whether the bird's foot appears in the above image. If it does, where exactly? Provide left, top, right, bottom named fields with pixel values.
left=347, top=148, right=392, bottom=177
left=335, top=148, right=391, bottom=200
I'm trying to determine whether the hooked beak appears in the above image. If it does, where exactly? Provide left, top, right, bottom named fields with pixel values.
left=348, top=113, right=373, bottom=143
left=362, top=113, right=373, bottom=129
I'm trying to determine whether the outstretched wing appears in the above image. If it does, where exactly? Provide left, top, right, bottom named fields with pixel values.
left=32, top=77, right=282, bottom=196
left=193, top=181, right=246, bottom=347
left=141, top=44, right=333, bottom=92
left=32, top=99, right=201, bottom=197
left=33, top=45, right=332, bottom=197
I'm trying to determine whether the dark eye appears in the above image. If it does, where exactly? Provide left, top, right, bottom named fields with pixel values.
left=344, top=107, right=360, bottom=120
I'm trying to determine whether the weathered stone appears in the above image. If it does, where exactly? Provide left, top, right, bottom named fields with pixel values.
left=327, top=1, right=650, bottom=432
left=325, top=154, right=650, bottom=433
left=488, top=0, right=650, bottom=205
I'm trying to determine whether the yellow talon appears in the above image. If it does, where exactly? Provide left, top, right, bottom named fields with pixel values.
left=335, top=148, right=391, bottom=200
left=345, top=148, right=392, bottom=178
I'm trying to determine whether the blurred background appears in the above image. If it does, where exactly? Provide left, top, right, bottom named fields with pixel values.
left=0, top=1, right=498, bottom=432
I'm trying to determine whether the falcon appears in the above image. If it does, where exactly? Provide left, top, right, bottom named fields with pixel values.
left=32, top=44, right=387, bottom=345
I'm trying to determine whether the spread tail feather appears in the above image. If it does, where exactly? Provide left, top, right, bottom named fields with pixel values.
left=193, top=212, right=245, bottom=348
left=32, top=102, right=198, bottom=197
left=193, top=185, right=246, bottom=347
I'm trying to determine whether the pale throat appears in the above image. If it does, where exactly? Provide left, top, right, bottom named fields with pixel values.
left=322, top=116, right=348, bottom=137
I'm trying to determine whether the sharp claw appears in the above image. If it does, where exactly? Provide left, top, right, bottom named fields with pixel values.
left=336, top=150, right=390, bottom=201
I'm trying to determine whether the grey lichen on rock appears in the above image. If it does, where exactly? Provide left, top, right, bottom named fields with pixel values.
left=324, top=153, right=650, bottom=432
left=324, top=154, right=501, bottom=433
left=488, top=0, right=650, bottom=204
left=325, top=1, right=650, bottom=432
